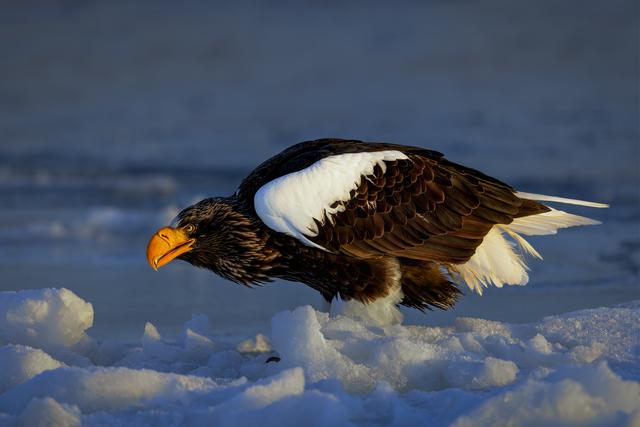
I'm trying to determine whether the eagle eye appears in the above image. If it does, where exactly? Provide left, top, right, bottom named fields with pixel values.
left=184, top=224, right=195, bottom=233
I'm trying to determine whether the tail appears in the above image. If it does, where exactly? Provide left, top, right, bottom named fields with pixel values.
left=452, top=192, right=608, bottom=295
left=514, top=192, right=609, bottom=209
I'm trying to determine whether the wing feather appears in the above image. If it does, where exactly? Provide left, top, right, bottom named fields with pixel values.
left=311, top=155, right=544, bottom=264
left=248, top=139, right=549, bottom=267
left=301, top=153, right=531, bottom=264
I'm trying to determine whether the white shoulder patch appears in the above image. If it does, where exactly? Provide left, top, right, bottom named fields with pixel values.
left=254, top=150, right=408, bottom=248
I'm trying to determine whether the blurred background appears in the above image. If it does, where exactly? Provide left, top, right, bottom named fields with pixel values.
left=1, top=0, right=638, bottom=340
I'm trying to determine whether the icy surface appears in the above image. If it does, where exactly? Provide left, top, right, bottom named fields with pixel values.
left=0, top=288, right=637, bottom=426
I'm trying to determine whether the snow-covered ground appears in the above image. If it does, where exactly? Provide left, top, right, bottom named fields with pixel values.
left=0, top=288, right=638, bottom=426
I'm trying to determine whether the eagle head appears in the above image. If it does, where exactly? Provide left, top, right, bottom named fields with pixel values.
left=146, top=197, right=271, bottom=284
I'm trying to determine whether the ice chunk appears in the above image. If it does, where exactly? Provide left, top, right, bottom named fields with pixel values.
left=527, top=333, right=553, bottom=354
left=15, top=398, right=80, bottom=427
left=569, top=342, right=605, bottom=364
left=445, top=357, right=519, bottom=390
left=141, top=322, right=182, bottom=362
left=180, top=314, right=214, bottom=339
left=452, top=362, right=640, bottom=427
left=237, top=334, right=271, bottom=354
left=183, top=328, right=216, bottom=361
left=0, top=288, right=93, bottom=350
left=369, top=336, right=441, bottom=390
left=116, top=319, right=218, bottom=372
left=0, top=345, right=64, bottom=393
left=222, top=367, right=305, bottom=410
left=271, top=306, right=371, bottom=391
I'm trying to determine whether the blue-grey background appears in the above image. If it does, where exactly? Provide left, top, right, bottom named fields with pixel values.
left=1, top=0, right=638, bottom=339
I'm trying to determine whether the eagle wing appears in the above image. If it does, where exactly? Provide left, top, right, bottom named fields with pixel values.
left=246, top=139, right=548, bottom=265
left=310, top=155, right=532, bottom=263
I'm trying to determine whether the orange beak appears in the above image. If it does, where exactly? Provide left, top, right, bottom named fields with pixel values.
left=146, top=226, right=195, bottom=270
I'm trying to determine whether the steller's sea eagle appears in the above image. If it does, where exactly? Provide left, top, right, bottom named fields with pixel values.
left=146, top=139, right=608, bottom=311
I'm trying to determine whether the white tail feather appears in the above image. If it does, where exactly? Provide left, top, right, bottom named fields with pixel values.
left=515, top=192, right=609, bottom=208
left=501, top=227, right=543, bottom=259
left=452, top=199, right=607, bottom=295
left=508, top=208, right=600, bottom=236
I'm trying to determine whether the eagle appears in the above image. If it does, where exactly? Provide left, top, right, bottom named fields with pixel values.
left=146, top=139, right=607, bottom=311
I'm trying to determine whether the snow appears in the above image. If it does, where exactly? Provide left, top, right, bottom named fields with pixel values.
left=0, top=0, right=636, bottom=338
left=0, top=346, right=64, bottom=394
left=0, top=288, right=637, bottom=426
left=453, top=363, right=640, bottom=427
left=0, top=288, right=93, bottom=351
left=15, top=398, right=80, bottom=427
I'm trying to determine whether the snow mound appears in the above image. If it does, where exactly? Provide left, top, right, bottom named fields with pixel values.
left=0, top=288, right=637, bottom=426
left=15, top=398, right=80, bottom=427
left=0, top=288, right=93, bottom=351
left=453, top=362, right=640, bottom=427
left=0, top=345, right=64, bottom=394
